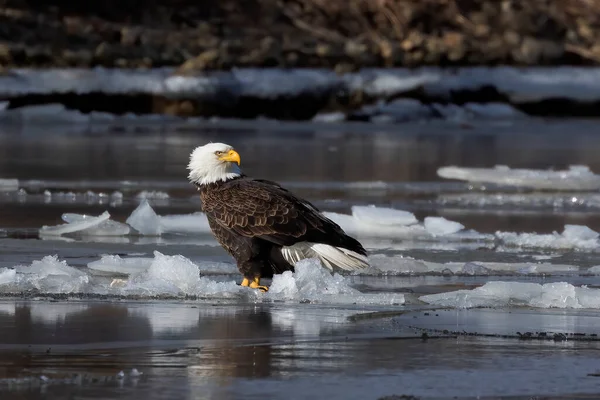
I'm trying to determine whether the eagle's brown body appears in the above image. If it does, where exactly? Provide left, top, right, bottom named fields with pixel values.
left=198, top=175, right=367, bottom=280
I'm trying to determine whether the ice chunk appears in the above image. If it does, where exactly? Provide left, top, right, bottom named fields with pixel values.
left=0, top=268, right=16, bottom=285
left=368, top=254, right=439, bottom=275
left=312, top=112, right=346, bottom=123
left=436, top=192, right=600, bottom=210
left=61, top=213, right=131, bottom=236
left=266, top=259, right=404, bottom=305
left=424, top=216, right=464, bottom=236
left=6, top=256, right=89, bottom=294
left=87, top=255, right=153, bottom=276
left=136, top=190, right=170, bottom=200
left=159, top=213, right=211, bottom=234
left=437, top=165, right=600, bottom=191
left=460, top=262, right=491, bottom=276
left=354, top=98, right=436, bottom=122
left=497, top=225, right=599, bottom=250
left=17, top=255, right=86, bottom=278
left=2, top=104, right=90, bottom=124
left=126, top=200, right=161, bottom=235
left=366, top=254, right=579, bottom=276
left=352, top=205, right=418, bottom=226
left=420, top=281, right=600, bottom=309
left=121, top=251, right=242, bottom=297
left=463, top=102, right=526, bottom=119
left=0, top=178, right=18, bottom=192
left=39, top=211, right=110, bottom=236
left=126, top=201, right=211, bottom=236
left=588, top=266, right=600, bottom=275
left=562, top=224, right=599, bottom=241
left=326, top=211, right=430, bottom=239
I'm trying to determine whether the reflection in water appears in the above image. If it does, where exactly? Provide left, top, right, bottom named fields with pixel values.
left=1, top=302, right=600, bottom=398
left=3, top=124, right=600, bottom=184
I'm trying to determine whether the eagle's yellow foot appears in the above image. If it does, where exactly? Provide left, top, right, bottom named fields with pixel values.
left=241, top=277, right=269, bottom=292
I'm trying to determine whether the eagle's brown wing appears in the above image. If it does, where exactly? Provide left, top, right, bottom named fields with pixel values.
left=201, top=178, right=362, bottom=252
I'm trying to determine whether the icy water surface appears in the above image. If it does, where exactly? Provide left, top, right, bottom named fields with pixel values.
left=2, top=119, right=600, bottom=399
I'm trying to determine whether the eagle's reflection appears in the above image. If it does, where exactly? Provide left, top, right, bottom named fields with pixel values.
left=0, top=301, right=287, bottom=381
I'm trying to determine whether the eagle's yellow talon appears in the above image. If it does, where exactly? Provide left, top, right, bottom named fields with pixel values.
left=241, top=277, right=269, bottom=292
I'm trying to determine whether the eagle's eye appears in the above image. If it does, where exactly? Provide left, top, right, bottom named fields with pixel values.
left=215, top=151, right=224, bottom=156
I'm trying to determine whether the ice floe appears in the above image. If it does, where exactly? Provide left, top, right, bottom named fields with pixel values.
left=4, top=66, right=599, bottom=103
left=87, top=255, right=154, bottom=276
left=267, top=259, right=404, bottom=305
left=420, top=281, right=600, bottom=309
left=0, top=178, right=18, bottom=192
left=437, top=165, right=600, bottom=191
left=436, top=192, right=600, bottom=210
left=136, top=190, right=170, bottom=200
left=37, top=202, right=600, bottom=252
left=368, top=254, right=580, bottom=276
left=496, top=225, right=600, bottom=250
left=352, top=99, right=526, bottom=123
left=0, top=252, right=404, bottom=305
left=39, top=211, right=111, bottom=236
left=126, top=200, right=210, bottom=235
left=323, top=206, right=488, bottom=242
left=3, top=67, right=600, bottom=125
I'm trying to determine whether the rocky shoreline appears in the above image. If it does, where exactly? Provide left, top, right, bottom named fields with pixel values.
left=2, top=0, right=600, bottom=121
left=2, top=0, right=600, bottom=70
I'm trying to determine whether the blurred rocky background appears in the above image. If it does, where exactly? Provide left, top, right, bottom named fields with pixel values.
left=1, top=0, right=600, bottom=70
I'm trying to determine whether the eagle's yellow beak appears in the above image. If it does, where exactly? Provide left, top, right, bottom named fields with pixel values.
left=219, top=149, right=241, bottom=165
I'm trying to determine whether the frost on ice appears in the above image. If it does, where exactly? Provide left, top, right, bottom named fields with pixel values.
left=437, top=165, right=600, bottom=191
left=420, top=281, right=600, bottom=309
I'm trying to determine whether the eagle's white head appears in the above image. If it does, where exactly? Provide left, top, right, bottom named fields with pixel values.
left=187, top=142, right=242, bottom=185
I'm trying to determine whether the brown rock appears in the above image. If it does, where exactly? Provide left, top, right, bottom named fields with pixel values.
left=513, top=37, right=564, bottom=64
left=0, top=44, right=11, bottom=64
left=176, top=48, right=220, bottom=74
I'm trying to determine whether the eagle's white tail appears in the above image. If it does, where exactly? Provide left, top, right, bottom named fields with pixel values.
left=281, top=242, right=370, bottom=272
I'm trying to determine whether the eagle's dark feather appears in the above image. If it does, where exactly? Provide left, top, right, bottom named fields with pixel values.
left=199, top=176, right=366, bottom=279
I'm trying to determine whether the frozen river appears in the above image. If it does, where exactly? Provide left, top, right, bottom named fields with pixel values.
left=2, top=117, right=600, bottom=399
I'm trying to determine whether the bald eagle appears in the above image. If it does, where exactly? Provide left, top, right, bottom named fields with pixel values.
left=187, top=142, right=370, bottom=291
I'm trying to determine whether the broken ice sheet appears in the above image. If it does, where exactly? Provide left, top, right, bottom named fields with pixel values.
left=265, top=259, right=405, bottom=305
left=3, top=255, right=90, bottom=294
left=87, top=255, right=154, bottom=276
left=367, top=254, right=580, bottom=276
left=351, top=205, right=418, bottom=226
left=423, top=216, right=464, bottom=236
left=126, top=200, right=211, bottom=236
left=87, top=253, right=236, bottom=277
left=39, top=211, right=111, bottom=236
left=496, top=224, right=600, bottom=250
left=437, top=165, right=600, bottom=191
left=420, top=281, right=600, bottom=309
left=0, top=178, right=19, bottom=192
left=62, top=213, right=131, bottom=236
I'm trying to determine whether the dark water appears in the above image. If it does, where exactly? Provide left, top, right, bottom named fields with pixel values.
left=1, top=301, right=600, bottom=400
left=3, top=118, right=600, bottom=399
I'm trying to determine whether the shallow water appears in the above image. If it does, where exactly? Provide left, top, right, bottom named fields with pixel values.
left=2, top=119, right=600, bottom=399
